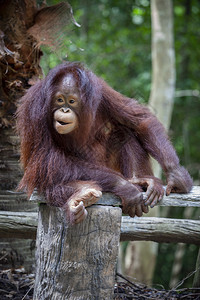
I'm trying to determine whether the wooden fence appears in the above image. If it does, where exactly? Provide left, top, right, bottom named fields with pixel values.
left=0, top=186, right=200, bottom=299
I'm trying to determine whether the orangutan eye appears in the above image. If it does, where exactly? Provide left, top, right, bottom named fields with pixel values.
left=57, top=98, right=64, bottom=103
left=69, top=99, right=75, bottom=104
left=56, top=98, right=65, bottom=105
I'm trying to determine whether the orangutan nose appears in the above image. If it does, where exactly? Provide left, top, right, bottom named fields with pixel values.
left=61, top=107, right=70, bottom=113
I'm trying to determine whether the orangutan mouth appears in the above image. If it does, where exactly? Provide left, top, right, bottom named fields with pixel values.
left=58, top=121, right=71, bottom=126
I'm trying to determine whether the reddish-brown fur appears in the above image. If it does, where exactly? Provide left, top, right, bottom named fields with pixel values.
left=16, top=62, right=193, bottom=220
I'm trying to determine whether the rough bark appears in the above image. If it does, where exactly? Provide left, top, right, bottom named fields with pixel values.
left=0, top=211, right=37, bottom=239
left=0, top=212, right=199, bottom=245
left=0, top=0, right=41, bottom=271
left=0, top=0, right=42, bottom=189
left=34, top=203, right=122, bottom=300
left=30, top=187, right=200, bottom=207
left=121, top=217, right=200, bottom=245
left=0, top=188, right=199, bottom=245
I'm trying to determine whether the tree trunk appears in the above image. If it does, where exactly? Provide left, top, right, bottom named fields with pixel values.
left=149, top=0, right=176, bottom=178
left=34, top=202, right=122, bottom=299
left=0, top=0, right=41, bottom=190
left=0, top=0, right=41, bottom=271
left=149, top=0, right=175, bottom=130
left=124, top=0, right=176, bottom=285
left=193, top=247, right=200, bottom=288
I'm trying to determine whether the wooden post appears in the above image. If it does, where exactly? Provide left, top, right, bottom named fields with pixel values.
left=33, top=194, right=122, bottom=300
left=193, top=248, right=200, bottom=288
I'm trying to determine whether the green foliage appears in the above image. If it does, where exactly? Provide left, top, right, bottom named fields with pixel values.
left=171, top=0, right=200, bottom=181
left=42, top=0, right=200, bottom=289
left=154, top=242, right=199, bottom=290
left=42, top=0, right=152, bottom=100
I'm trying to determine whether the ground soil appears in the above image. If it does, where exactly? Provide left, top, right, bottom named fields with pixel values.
left=0, top=269, right=200, bottom=299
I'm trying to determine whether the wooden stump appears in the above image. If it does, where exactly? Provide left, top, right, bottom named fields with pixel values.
left=34, top=198, right=122, bottom=300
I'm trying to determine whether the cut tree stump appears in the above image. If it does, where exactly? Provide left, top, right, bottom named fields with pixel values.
left=33, top=196, right=122, bottom=300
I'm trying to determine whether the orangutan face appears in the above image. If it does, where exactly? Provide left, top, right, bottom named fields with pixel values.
left=53, top=74, right=80, bottom=134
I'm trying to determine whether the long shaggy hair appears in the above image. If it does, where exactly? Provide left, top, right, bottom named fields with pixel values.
left=16, top=62, right=192, bottom=208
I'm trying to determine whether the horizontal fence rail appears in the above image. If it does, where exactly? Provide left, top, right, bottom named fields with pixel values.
left=0, top=186, right=199, bottom=244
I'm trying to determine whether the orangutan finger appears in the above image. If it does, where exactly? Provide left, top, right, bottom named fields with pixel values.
left=128, top=206, right=136, bottom=218
left=166, top=183, right=173, bottom=196
left=72, top=201, right=84, bottom=214
left=150, top=194, right=159, bottom=208
left=158, top=192, right=164, bottom=202
left=145, top=190, right=157, bottom=206
left=75, top=209, right=88, bottom=224
left=145, top=180, right=154, bottom=199
left=135, top=205, right=143, bottom=217
left=142, top=204, right=149, bottom=214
